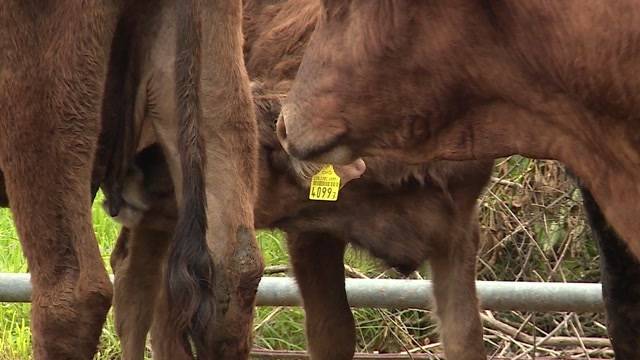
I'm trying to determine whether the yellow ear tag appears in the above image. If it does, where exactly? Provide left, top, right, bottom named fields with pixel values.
left=309, top=165, right=341, bottom=201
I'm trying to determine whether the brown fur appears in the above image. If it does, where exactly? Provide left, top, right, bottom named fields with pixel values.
left=0, top=1, right=257, bottom=359
left=0, top=3, right=119, bottom=358
left=110, top=1, right=493, bottom=359
left=278, top=1, right=640, bottom=266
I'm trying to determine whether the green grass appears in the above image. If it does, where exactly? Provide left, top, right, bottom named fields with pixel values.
left=0, top=205, right=33, bottom=360
left=0, top=195, right=377, bottom=359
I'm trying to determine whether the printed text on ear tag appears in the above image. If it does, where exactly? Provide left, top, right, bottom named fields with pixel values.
left=309, top=165, right=341, bottom=201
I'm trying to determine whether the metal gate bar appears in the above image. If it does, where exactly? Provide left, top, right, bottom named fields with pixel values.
left=249, top=350, right=610, bottom=359
left=0, top=274, right=603, bottom=312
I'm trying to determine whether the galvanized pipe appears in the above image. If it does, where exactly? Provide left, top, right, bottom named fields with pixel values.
left=0, top=274, right=603, bottom=312
left=0, top=273, right=30, bottom=303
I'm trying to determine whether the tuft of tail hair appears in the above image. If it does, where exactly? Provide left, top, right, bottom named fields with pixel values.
left=167, top=0, right=215, bottom=358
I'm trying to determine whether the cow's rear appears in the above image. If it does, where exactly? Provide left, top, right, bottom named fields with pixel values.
left=134, top=1, right=261, bottom=358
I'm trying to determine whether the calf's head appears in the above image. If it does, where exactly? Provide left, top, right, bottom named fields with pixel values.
left=252, top=82, right=365, bottom=226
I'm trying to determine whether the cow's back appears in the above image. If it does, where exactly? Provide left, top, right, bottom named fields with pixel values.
left=489, top=1, right=640, bottom=118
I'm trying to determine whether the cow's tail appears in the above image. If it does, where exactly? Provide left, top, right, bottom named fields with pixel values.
left=167, top=0, right=215, bottom=357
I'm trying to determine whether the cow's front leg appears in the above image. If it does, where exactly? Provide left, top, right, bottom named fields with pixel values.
left=288, top=232, right=355, bottom=360
left=430, top=224, right=485, bottom=360
left=0, top=3, right=118, bottom=358
left=581, top=187, right=640, bottom=359
left=1, top=134, right=112, bottom=359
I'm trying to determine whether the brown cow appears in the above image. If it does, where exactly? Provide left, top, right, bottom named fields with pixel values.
left=277, top=1, right=640, bottom=260
left=276, top=2, right=640, bottom=357
left=0, top=1, right=258, bottom=359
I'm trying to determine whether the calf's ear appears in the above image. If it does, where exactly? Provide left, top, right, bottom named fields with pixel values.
left=334, top=158, right=366, bottom=188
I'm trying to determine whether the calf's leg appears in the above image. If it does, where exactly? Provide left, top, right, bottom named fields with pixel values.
left=109, top=147, right=178, bottom=360
left=288, top=232, right=355, bottom=360
left=111, top=226, right=173, bottom=360
left=430, top=224, right=485, bottom=360
left=149, top=283, right=194, bottom=360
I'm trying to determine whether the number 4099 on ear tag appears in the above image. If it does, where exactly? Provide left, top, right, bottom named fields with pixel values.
left=309, top=165, right=341, bottom=201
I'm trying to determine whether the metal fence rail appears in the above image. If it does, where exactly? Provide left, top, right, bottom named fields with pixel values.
left=0, top=273, right=603, bottom=312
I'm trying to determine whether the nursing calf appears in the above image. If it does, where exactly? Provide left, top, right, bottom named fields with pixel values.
left=259, top=103, right=494, bottom=360
left=108, top=2, right=490, bottom=358
left=111, top=92, right=494, bottom=359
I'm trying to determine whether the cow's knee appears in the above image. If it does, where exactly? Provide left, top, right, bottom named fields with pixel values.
left=31, top=269, right=112, bottom=359
left=206, top=226, right=264, bottom=359
left=218, top=226, right=264, bottom=315
left=233, top=225, right=264, bottom=299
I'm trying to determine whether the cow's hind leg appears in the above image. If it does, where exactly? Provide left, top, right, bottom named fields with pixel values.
left=288, top=232, right=355, bottom=360
left=111, top=225, right=191, bottom=360
left=1, top=151, right=112, bottom=359
left=148, top=282, right=194, bottom=360
left=581, top=187, right=640, bottom=359
left=111, top=226, right=173, bottom=360
left=430, top=224, right=485, bottom=360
